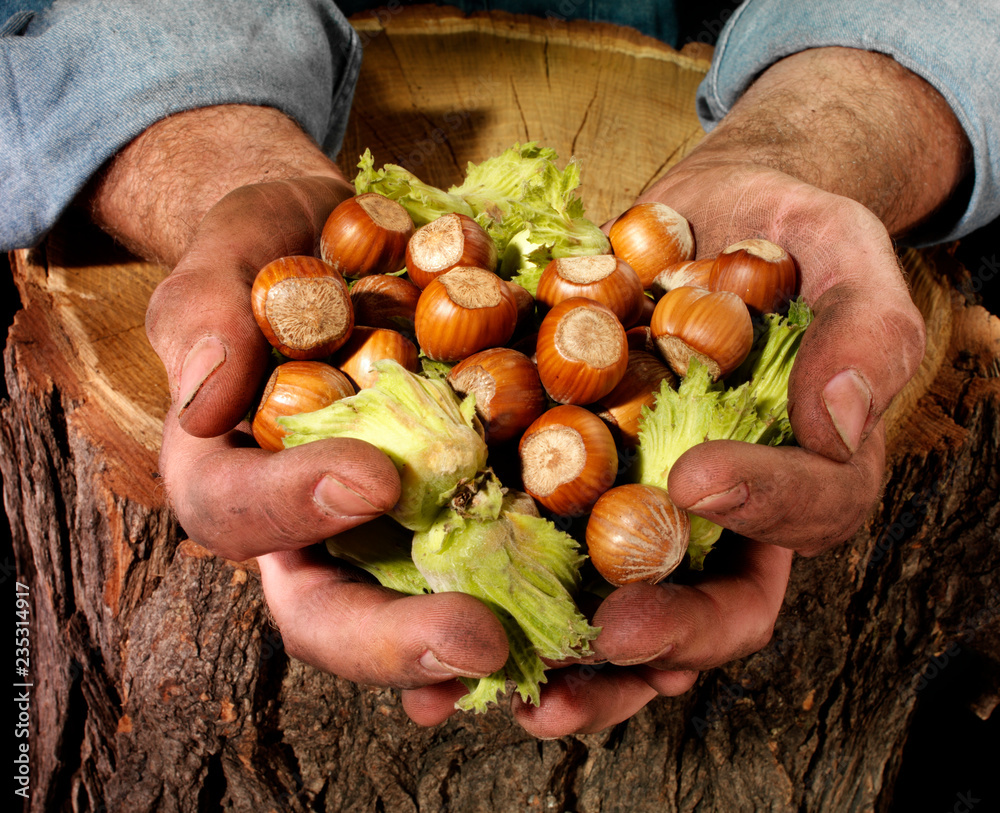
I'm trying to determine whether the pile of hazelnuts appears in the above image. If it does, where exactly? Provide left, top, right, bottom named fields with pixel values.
left=249, top=190, right=798, bottom=585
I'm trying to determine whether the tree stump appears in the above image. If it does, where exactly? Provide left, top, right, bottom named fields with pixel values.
left=3, top=8, right=998, bottom=812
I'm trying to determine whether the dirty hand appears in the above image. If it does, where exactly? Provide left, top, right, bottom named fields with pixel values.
left=89, top=105, right=509, bottom=696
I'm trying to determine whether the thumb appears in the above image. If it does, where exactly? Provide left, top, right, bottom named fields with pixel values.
left=788, top=277, right=925, bottom=461
left=145, top=176, right=353, bottom=437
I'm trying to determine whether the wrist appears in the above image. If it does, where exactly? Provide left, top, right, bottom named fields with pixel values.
left=678, top=47, right=971, bottom=238
left=85, top=105, right=352, bottom=266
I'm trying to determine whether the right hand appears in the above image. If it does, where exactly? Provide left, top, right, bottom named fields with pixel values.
left=146, top=175, right=509, bottom=693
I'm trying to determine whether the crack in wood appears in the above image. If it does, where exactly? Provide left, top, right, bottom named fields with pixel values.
left=509, top=77, right=530, bottom=141
left=571, top=87, right=599, bottom=158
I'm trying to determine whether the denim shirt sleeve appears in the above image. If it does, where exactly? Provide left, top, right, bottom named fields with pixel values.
left=696, top=0, right=1000, bottom=244
left=0, top=0, right=362, bottom=251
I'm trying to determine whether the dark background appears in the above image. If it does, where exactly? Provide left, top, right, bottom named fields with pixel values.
left=3, top=0, right=998, bottom=805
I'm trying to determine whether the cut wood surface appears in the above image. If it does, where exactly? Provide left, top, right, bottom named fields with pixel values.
left=3, top=8, right=998, bottom=812
left=339, top=6, right=713, bottom=222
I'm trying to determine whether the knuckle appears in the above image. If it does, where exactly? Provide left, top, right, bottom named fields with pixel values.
left=882, top=297, right=927, bottom=381
left=748, top=623, right=775, bottom=657
left=183, top=521, right=251, bottom=562
left=145, top=271, right=203, bottom=368
left=280, top=634, right=314, bottom=669
left=143, top=276, right=173, bottom=346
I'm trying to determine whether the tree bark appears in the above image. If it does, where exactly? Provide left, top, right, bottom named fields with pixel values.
left=4, top=9, right=998, bottom=812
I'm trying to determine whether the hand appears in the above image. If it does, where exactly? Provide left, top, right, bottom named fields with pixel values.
left=258, top=546, right=508, bottom=692
left=492, top=162, right=902, bottom=737
left=144, top=173, right=402, bottom=557
left=88, top=105, right=511, bottom=698
left=150, top=176, right=513, bottom=691
left=516, top=540, right=792, bottom=736
left=633, top=45, right=971, bottom=556
left=402, top=539, right=792, bottom=735
left=406, top=47, right=971, bottom=735
left=639, top=160, right=904, bottom=555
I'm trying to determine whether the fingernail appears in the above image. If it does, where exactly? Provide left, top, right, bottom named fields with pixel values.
left=419, top=650, right=467, bottom=679
left=313, top=475, right=381, bottom=518
left=823, top=369, right=872, bottom=454
left=688, top=482, right=748, bottom=514
left=651, top=643, right=676, bottom=664
left=178, top=336, right=226, bottom=410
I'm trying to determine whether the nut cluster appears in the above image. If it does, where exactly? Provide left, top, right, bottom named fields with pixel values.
left=248, top=191, right=800, bottom=588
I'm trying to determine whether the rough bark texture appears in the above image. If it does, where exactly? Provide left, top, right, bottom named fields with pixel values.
left=4, top=9, right=998, bottom=813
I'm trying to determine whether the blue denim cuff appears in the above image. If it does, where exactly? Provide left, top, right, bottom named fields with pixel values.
left=1, top=0, right=362, bottom=251
left=696, top=0, right=1000, bottom=243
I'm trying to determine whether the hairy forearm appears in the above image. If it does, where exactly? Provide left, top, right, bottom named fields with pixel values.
left=665, top=47, right=972, bottom=238
left=85, top=105, right=352, bottom=267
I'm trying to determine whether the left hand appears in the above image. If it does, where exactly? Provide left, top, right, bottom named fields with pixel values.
left=491, top=155, right=913, bottom=734
left=631, top=160, right=908, bottom=557
left=400, top=87, right=935, bottom=734
left=400, top=153, right=909, bottom=733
